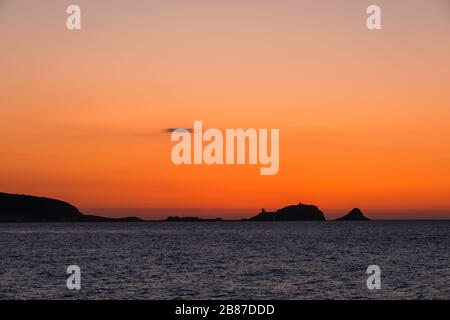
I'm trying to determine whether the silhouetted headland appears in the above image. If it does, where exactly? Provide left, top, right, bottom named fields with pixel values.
left=335, top=208, right=370, bottom=221
left=247, top=203, right=326, bottom=221
left=0, top=192, right=142, bottom=222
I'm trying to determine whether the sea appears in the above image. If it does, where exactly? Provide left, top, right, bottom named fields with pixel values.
left=0, top=221, right=449, bottom=299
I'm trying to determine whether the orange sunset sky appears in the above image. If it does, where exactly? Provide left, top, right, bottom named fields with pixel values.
left=1, top=0, right=450, bottom=219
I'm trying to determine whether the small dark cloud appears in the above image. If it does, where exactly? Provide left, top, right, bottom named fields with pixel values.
left=163, top=128, right=193, bottom=133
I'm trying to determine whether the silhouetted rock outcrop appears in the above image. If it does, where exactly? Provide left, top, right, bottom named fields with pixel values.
left=249, top=203, right=326, bottom=221
left=336, top=208, right=370, bottom=221
left=0, top=192, right=142, bottom=222
left=166, top=216, right=223, bottom=222
left=82, top=215, right=143, bottom=222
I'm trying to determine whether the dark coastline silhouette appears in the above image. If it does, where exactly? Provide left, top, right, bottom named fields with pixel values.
left=0, top=192, right=142, bottom=222
left=0, top=192, right=371, bottom=222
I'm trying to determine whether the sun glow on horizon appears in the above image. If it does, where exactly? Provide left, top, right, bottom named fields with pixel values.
left=1, top=0, right=450, bottom=219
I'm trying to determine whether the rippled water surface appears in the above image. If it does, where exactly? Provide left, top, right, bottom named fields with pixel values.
left=0, top=221, right=449, bottom=299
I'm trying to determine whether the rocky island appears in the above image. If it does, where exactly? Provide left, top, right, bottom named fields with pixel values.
left=166, top=216, right=223, bottom=222
left=335, top=208, right=370, bottom=221
left=248, top=203, right=326, bottom=221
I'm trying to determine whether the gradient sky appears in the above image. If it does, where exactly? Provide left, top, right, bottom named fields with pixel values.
left=1, top=0, right=450, bottom=219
